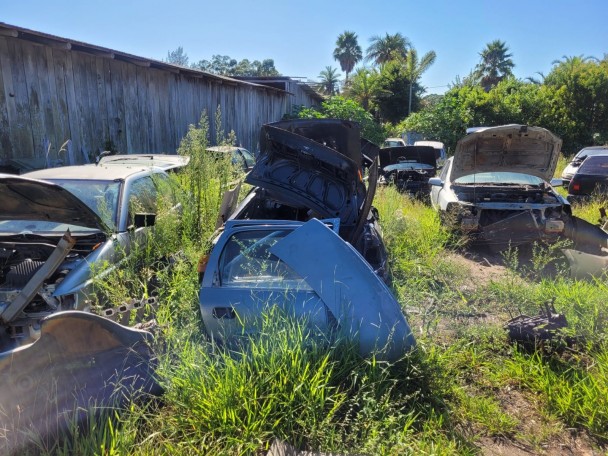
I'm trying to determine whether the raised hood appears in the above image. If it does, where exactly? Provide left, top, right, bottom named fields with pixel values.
left=451, top=125, right=562, bottom=182
left=0, top=174, right=106, bottom=231
left=379, top=146, right=437, bottom=169
left=246, top=119, right=366, bottom=227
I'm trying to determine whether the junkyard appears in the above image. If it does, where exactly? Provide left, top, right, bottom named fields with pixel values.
left=1, top=14, right=608, bottom=456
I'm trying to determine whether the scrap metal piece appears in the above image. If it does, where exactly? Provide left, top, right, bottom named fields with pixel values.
left=0, top=230, right=75, bottom=324
left=0, top=311, right=161, bottom=453
left=563, top=248, right=608, bottom=279
left=504, top=301, right=570, bottom=347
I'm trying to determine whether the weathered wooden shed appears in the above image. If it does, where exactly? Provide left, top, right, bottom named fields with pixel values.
left=0, top=22, right=323, bottom=171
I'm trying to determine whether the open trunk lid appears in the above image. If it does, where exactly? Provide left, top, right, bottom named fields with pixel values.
left=246, top=119, right=366, bottom=227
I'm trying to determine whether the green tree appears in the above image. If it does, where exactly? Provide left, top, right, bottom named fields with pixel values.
left=295, top=96, right=386, bottom=145
left=474, top=40, right=515, bottom=90
left=192, top=55, right=280, bottom=76
left=344, top=68, right=385, bottom=112
left=365, top=33, right=411, bottom=66
left=165, top=46, right=189, bottom=66
left=400, top=48, right=437, bottom=115
left=333, top=31, right=363, bottom=82
left=318, top=66, right=341, bottom=95
left=374, top=59, right=415, bottom=123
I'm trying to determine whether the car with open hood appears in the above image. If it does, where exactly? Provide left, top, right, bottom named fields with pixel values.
left=429, top=124, right=608, bottom=252
left=0, top=163, right=176, bottom=349
left=378, top=145, right=437, bottom=197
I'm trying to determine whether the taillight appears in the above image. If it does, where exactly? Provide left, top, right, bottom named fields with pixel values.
left=571, top=183, right=580, bottom=192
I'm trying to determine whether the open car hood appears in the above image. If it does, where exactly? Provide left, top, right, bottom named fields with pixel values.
left=379, top=146, right=437, bottom=170
left=0, top=174, right=106, bottom=231
left=246, top=119, right=367, bottom=227
left=451, top=125, right=562, bottom=182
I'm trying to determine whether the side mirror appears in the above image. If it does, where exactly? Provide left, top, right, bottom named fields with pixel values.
left=428, top=177, right=444, bottom=187
left=133, top=213, right=156, bottom=229
left=550, top=178, right=563, bottom=187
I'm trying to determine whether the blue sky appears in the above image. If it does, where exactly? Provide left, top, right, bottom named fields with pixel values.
left=3, top=0, right=607, bottom=94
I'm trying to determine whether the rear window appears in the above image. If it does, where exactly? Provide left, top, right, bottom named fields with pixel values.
left=219, top=229, right=311, bottom=290
left=579, top=156, right=608, bottom=174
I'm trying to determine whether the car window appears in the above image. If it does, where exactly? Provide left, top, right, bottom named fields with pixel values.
left=50, top=179, right=120, bottom=229
left=239, top=148, right=255, bottom=168
left=454, top=172, right=545, bottom=186
left=128, top=176, right=157, bottom=222
left=219, top=230, right=311, bottom=290
left=439, top=160, right=450, bottom=180
left=579, top=156, right=608, bottom=174
left=575, top=147, right=608, bottom=159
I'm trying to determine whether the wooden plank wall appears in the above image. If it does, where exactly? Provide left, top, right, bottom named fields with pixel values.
left=0, top=35, right=295, bottom=166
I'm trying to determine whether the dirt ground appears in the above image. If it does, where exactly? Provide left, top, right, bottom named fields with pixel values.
left=441, top=248, right=603, bottom=456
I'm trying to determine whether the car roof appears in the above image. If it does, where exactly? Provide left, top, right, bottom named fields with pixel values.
left=206, top=146, right=243, bottom=153
left=24, top=164, right=160, bottom=180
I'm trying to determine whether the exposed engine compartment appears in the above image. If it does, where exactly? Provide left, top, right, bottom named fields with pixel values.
left=0, top=232, right=105, bottom=345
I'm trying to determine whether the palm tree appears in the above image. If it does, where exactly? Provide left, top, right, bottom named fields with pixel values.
left=474, top=40, right=515, bottom=90
left=318, top=66, right=340, bottom=95
left=401, top=48, right=437, bottom=114
left=333, top=31, right=362, bottom=82
left=365, top=33, right=411, bottom=66
left=345, top=68, right=383, bottom=111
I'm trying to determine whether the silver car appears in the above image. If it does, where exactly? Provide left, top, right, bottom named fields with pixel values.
left=0, top=163, right=176, bottom=348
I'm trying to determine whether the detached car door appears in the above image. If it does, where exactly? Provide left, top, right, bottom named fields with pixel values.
left=199, top=223, right=330, bottom=342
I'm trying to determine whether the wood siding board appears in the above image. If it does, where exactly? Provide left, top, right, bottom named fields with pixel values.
left=95, top=56, right=110, bottom=151
left=0, top=37, right=15, bottom=160
left=7, top=38, right=35, bottom=158
left=84, top=54, right=103, bottom=155
left=63, top=50, right=83, bottom=159
left=21, top=41, right=46, bottom=157
left=124, top=62, right=140, bottom=153
left=35, top=45, right=61, bottom=161
left=108, top=59, right=127, bottom=154
left=48, top=48, right=71, bottom=158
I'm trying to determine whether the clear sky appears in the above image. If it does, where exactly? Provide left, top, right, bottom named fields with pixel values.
left=2, top=0, right=607, bottom=95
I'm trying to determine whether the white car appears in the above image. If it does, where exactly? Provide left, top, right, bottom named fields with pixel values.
left=429, top=124, right=607, bottom=252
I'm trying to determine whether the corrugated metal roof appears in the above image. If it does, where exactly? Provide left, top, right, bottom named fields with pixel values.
left=0, top=22, right=288, bottom=94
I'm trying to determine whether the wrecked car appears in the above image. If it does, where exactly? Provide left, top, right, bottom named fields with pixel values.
left=0, top=163, right=176, bottom=349
left=199, top=218, right=415, bottom=360
left=561, top=145, right=608, bottom=186
left=429, top=124, right=608, bottom=252
left=378, top=145, right=437, bottom=197
left=225, top=119, right=388, bottom=281
left=205, top=145, right=256, bottom=173
left=199, top=119, right=413, bottom=359
left=566, top=153, right=608, bottom=203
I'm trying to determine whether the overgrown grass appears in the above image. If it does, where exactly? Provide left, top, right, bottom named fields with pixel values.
left=21, top=135, right=608, bottom=454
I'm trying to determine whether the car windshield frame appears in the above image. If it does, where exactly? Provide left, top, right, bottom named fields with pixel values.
left=453, top=172, right=545, bottom=186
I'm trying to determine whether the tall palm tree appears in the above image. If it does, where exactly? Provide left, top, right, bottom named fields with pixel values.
left=365, top=33, right=411, bottom=66
left=318, top=66, right=340, bottom=95
left=401, top=48, right=437, bottom=114
left=333, top=31, right=362, bottom=82
left=474, top=40, right=515, bottom=90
